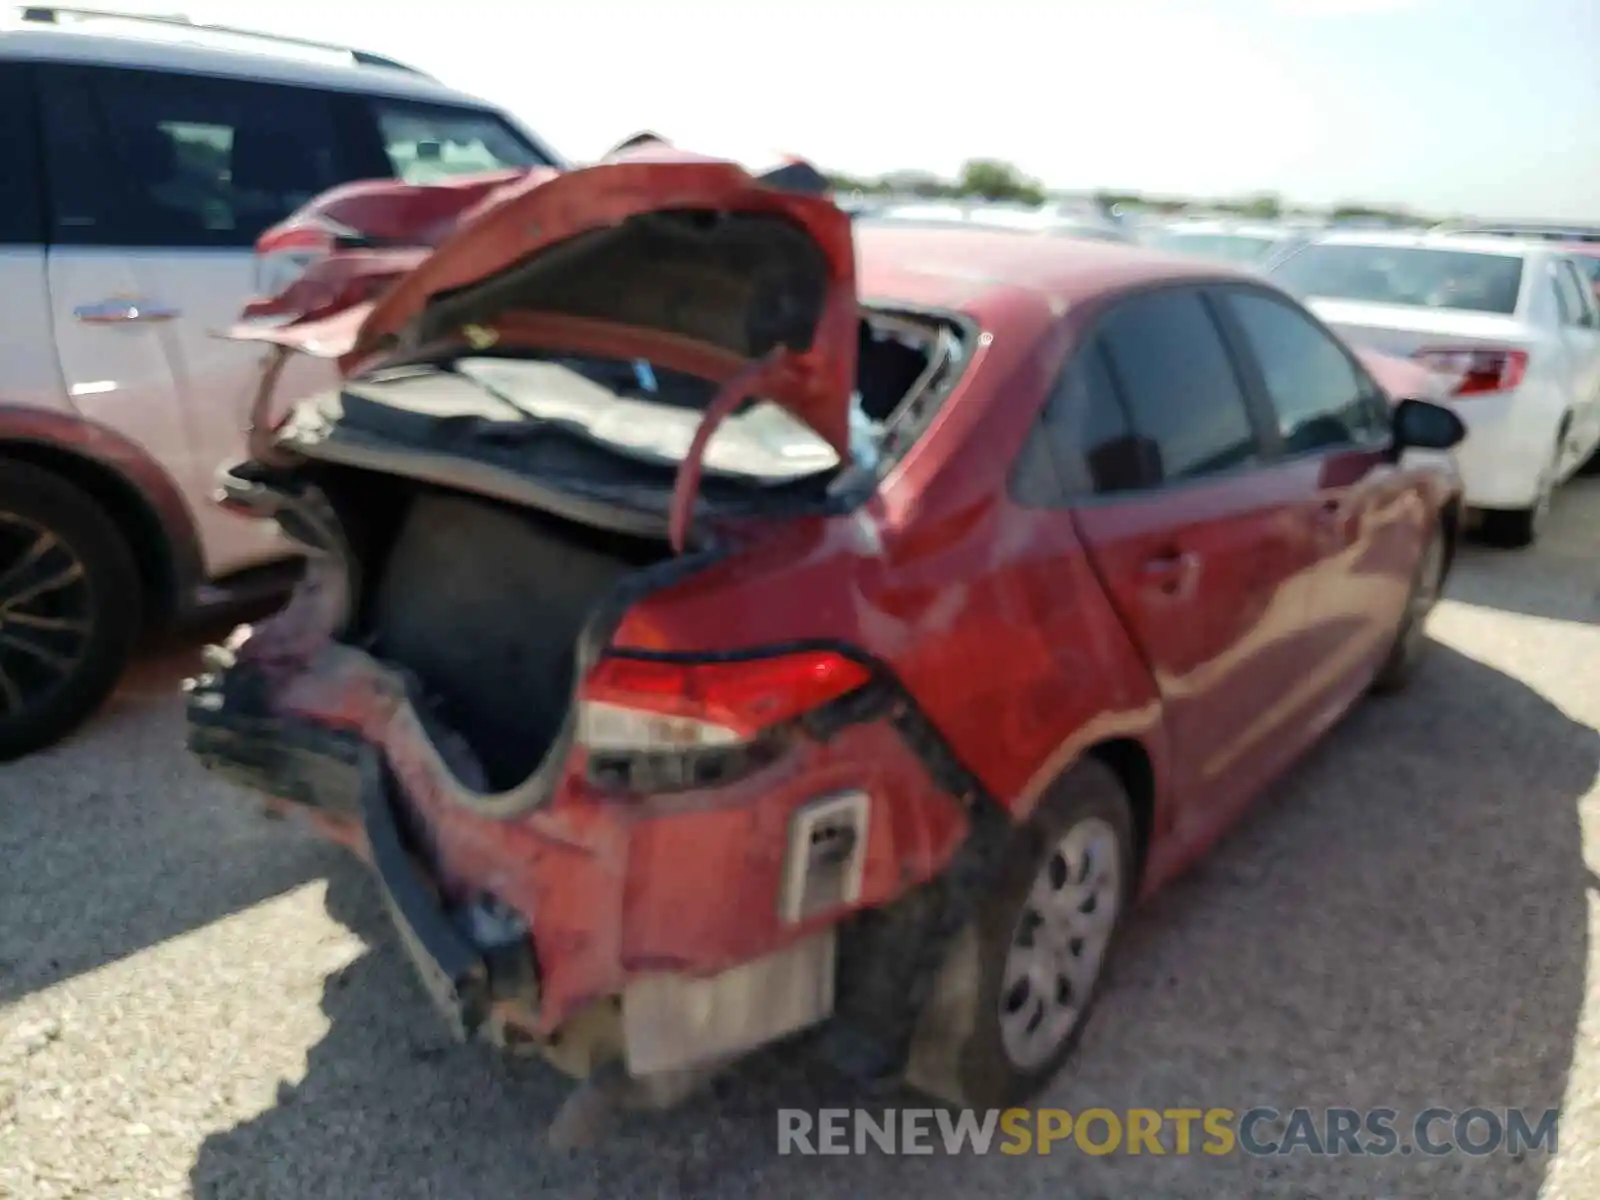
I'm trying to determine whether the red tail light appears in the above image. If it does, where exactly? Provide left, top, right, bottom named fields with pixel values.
left=1411, top=347, right=1528, bottom=397
left=577, top=650, right=873, bottom=752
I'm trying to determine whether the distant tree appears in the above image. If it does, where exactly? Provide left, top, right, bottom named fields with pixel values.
left=1239, top=193, right=1283, bottom=219
left=956, top=159, right=1046, bottom=205
left=825, top=171, right=886, bottom=195
left=878, top=170, right=955, bottom=198
left=1329, top=201, right=1422, bottom=226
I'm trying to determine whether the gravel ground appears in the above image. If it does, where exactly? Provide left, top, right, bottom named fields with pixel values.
left=2, top=480, right=1598, bottom=1200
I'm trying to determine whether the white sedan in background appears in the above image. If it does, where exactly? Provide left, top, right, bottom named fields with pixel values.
left=857, top=200, right=1133, bottom=243
left=1268, top=232, right=1600, bottom=547
left=1141, top=219, right=1312, bottom=268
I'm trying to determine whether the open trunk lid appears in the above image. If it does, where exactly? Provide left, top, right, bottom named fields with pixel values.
left=233, top=150, right=860, bottom=457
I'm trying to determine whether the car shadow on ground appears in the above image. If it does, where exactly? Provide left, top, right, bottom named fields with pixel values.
left=0, top=615, right=341, bottom=1006
left=188, top=641, right=1595, bottom=1200
left=1445, top=478, right=1600, bottom=626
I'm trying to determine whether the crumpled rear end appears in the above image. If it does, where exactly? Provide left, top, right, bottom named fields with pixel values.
left=188, top=518, right=976, bottom=1088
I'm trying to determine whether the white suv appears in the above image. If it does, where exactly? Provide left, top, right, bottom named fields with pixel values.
left=0, top=6, right=562, bottom=759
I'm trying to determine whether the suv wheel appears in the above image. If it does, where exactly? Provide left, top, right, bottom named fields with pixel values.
left=907, top=759, right=1135, bottom=1109
left=0, top=462, right=141, bottom=761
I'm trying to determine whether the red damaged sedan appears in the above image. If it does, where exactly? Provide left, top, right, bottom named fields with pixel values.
left=188, top=152, right=1467, bottom=1135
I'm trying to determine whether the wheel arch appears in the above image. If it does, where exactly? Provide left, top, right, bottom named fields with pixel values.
left=1084, top=736, right=1157, bottom=887
left=0, top=409, right=205, bottom=627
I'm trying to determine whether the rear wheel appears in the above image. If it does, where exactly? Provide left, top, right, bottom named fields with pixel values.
left=906, top=759, right=1135, bottom=1109
left=0, top=461, right=141, bottom=761
left=1580, top=439, right=1600, bottom=477
left=1478, top=439, right=1560, bottom=549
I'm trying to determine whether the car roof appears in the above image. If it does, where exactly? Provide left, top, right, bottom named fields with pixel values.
left=855, top=222, right=1258, bottom=313
left=0, top=22, right=492, bottom=108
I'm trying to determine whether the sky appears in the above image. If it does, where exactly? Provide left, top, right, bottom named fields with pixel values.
left=112, top=0, right=1600, bottom=220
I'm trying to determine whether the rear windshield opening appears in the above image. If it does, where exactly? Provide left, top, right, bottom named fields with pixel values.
left=1270, top=245, right=1526, bottom=315
left=412, top=308, right=964, bottom=489
left=307, top=307, right=969, bottom=539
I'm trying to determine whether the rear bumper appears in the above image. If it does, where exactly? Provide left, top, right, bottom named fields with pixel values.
left=185, top=606, right=976, bottom=1081
left=1449, top=391, right=1555, bottom=511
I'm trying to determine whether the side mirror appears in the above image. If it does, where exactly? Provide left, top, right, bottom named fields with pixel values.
left=1392, top=397, right=1466, bottom=452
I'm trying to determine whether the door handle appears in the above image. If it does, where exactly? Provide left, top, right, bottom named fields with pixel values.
left=1141, top=549, right=1200, bottom=596
left=1314, top=497, right=1347, bottom=521
left=74, top=299, right=182, bottom=325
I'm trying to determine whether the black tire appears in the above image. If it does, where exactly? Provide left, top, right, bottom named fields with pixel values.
left=1480, top=430, right=1565, bottom=549
left=908, top=759, right=1136, bottom=1109
left=1477, top=506, right=1540, bottom=549
left=1371, top=520, right=1446, bottom=695
left=0, top=460, right=141, bottom=761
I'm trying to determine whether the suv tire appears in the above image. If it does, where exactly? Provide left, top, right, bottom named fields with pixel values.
left=0, top=460, right=141, bottom=761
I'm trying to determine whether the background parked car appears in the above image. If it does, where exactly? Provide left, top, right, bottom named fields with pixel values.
left=1139, top=219, right=1311, bottom=268
left=1268, top=231, right=1600, bottom=546
left=859, top=200, right=1133, bottom=243
left=0, top=6, right=563, bottom=760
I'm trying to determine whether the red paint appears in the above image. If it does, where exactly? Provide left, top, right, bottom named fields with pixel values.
left=214, top=165, right=1463, bottom=1039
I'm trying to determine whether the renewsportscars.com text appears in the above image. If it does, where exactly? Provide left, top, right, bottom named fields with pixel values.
left=776, top=1107, right=1560, bottom=1157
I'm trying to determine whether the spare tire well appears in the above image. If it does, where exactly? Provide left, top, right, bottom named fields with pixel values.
left=0, top=443, right=178, bottom=625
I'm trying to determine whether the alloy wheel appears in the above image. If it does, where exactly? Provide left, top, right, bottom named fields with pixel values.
left=998, top=816, right=1122, bottom=1070
left=0, top=514, right=94, bottom=719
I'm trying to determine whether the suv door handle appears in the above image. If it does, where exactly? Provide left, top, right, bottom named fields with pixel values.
left=75, top=299, right=181, bottom=325
left=1141, top=549, right=1200, bottom=595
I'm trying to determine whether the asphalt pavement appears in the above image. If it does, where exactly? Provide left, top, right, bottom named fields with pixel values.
left=2, top=481, right=1598, bottom=1200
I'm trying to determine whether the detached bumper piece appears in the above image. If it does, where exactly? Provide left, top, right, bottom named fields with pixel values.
left=361, top=761, right=508, bottom=1041
left=186, top=664, right=365, bottom=820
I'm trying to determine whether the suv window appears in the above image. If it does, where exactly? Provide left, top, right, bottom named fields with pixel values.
left=0, top=65, right=43, bottom=245
left=41, top=67, right=354, bottom=248
left=1222, top=289, right=1388, bottom=452
left=1097, top=289, right=1260, bottom=483
left=371, top=101, right=548, bottom=183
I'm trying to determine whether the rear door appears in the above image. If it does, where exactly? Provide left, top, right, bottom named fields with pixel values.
left=0, top=63, right=62, bottom=416
left=1067, top=286, right=1322, bottom=835
left=1211, top=283, right=1419, bottom=713
left=38, top=64, right=370, bottom=579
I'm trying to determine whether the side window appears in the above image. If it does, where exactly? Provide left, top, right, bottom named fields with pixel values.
left=1556, top=261, right=1598, bottom=327
left=41, top=67, right=353, bottom=248
left=1551, top=262, right=1587, bottom=326
left=0, top=65, right=43, bottom=245
left=1222, top=289, right=1385, bottom=452
left=1097, top=289, right=1260, bottom=483
left=370, top=101, right=549, bottom=183
left=1014, top=342, right=1154, bottom=504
